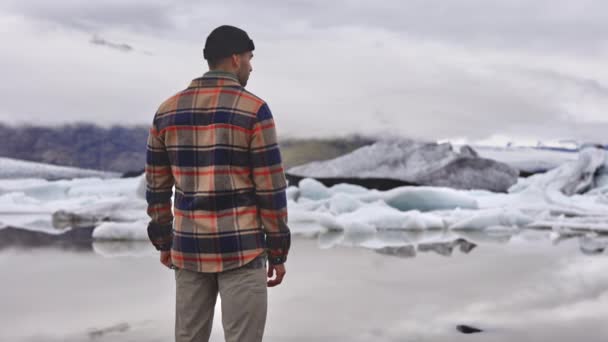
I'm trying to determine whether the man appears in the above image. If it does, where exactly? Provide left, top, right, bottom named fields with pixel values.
left=145, top=25, right=291, bottom=342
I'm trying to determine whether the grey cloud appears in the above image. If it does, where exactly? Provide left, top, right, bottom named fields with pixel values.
left=1, top=0, right=607, bottom=143
left=5, top=0, right=608, bottom=53
left=279, top=0, right=608, bottom=53
left=160, top=0, right=608, bottom=54
left=2, top=0, right=175, bottom=33
left=90, top=35, right=133, bottom=52
left=510, top=67, right=608, bottom=97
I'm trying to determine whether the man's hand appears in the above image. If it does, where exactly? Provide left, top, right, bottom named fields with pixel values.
left=160, top=250, right=172, bottom=268
left=267, top=263, right=286, bottom=287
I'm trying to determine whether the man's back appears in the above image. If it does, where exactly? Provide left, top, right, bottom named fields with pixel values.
left=146, top=71, right=290, bottom=273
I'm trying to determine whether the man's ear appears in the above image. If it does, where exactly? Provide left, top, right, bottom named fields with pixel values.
left=231, top=54, right=240, bottom=68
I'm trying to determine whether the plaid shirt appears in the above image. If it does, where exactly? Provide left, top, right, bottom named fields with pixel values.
left=145, top=71, right=290, bottom=273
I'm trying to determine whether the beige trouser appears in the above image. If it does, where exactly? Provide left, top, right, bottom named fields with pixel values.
left=174, top=256, right=268, bottom=342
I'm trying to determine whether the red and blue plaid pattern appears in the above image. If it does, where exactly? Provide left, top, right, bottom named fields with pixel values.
left=146, top=71, right=290, bottom=273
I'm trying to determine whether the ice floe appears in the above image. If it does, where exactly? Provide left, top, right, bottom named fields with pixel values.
left=288, top=139, right=519, bottom=192
left=1, top=147, right=608, bottom=250
left=0, top=157, right=118, bottom=180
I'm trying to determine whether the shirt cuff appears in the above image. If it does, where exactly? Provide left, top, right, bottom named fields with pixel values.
left=147, top=222, right=173, bottom=251
left=267, top=251, right=287, bottom=265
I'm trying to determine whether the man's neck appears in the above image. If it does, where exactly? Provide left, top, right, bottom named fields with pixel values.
left=206, top=68, right=237, bottom=76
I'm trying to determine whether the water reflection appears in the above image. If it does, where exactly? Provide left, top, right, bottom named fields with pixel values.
left=1, top=224, right=608, bottom=258
left=3, top=229, right=608, bottom=342
left=317, top=227, right=608, bottom=258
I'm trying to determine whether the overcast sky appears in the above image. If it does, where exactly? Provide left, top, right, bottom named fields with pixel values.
left=1, top=0, right=607, bottom=144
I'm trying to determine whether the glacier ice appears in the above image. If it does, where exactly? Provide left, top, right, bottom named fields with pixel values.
left=508, top=147, right=608, bottom=216
left=2, top=146, right=608, bottom=251
left=0, top=157, right=118, bottom=180
left=375, top=187, right=478, bottom=212
left=472, top=145, right=579, bottom=174
left=328, top=193, right=362, bottom=215
left=0, top=176, right=146, bottom=233
left=92, top=220, right=149, bottom=241
left=448, top=209, right=534, bottom=230
left=297, top=178, right=479, bottom=212
left=298, top=178, right=331, bottom=200
left=288, top=139, right=519, bottom=192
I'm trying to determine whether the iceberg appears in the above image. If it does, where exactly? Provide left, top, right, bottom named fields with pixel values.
left=0, top=157, right=118, bottom=180
left=371, top=186, right=478, bottom=212
left=471, top=145, right=579, bottom=175
left=287, top=148, right=608, bottom=236
left=508, top=147, right=608, bottom=216
left=579, top=234, right=608, bottom=255
left=0, top=176, right=147, bottom=233
left=448, top=209, right=534, bottom=230
left=2, top=145, right=608, bottom=253
left=92, top=220, right=149, bottom=241
left=288, top=139, right=519, bottom=192
left=323, top=201, right=446, bottom=232
left=297, top=178, right=478, bottom=212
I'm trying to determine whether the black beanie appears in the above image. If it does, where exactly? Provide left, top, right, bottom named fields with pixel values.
left=203, top=25, right=255, bottom=61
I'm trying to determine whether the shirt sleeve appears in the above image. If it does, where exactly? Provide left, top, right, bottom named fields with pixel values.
left=145, top=121, right=175, bottom=251
left=249, top=103, right=291, bottom=264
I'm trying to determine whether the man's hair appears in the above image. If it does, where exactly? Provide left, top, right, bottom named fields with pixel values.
left=207, top=57, right=223, bottom=70
left=207, top=52, right=250, bottom=70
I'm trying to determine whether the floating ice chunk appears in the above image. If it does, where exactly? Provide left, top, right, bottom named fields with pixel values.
left=0, top=191, right=42, bottom=209
left=298, top=178, right=331, bottom=200
left=375, top=186, right=478, bottom=212
left=473, top=145, right=578, bottom=174
left=0, top=156, right=118, bottom=180
left=561, top=148, right=605, bottom=195
left=317, top=213, right=344, bottom=232
left=328, top=193, right=362, bottom=215
left=287, top=206, right=336, bottom=234
left=67, top=177, right=142, bottom=198
left=92, top=220, right=148, bottom=240
left=579, top=234, right=608, bottom=255
left=18, top=182, right=72, bottom=201
left=449, top=209, right=533, bottom=230
left=529, top=217, right=608, bottom=233
left=286, top=186, right=300, bottom=201
left=590, top=160, right=608, bottom=194
left=135, top=175, right=147, bottom=199
left=294, top=181, right=478, bottom=213
left=322, top=201, right=446, bottom=231
left=329, top=183, right=369, bottom=195
left=0, top=178, right=49, bottom=192
left=508, top=148, right=608, bottom=215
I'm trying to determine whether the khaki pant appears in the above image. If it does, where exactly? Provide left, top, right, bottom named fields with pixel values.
left=174, top=256, right=268, bottom=342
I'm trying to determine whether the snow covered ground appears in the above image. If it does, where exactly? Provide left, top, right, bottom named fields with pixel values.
left=1, top=147, right=607, bottom=247
left=0, top=157, right=118, bottom=180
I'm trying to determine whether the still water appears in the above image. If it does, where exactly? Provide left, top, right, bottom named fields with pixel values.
left=1, top=229, right=608, bottom=341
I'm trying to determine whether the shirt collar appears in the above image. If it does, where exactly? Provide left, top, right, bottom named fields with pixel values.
left=188, top=71, right=241, bottom=88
